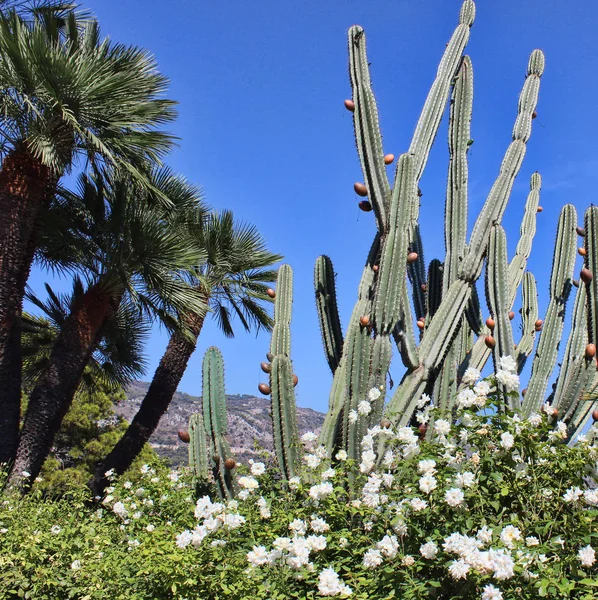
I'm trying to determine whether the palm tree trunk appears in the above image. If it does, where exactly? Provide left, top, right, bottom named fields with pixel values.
left=89, top=312, right=206, bottom=497
left=0, top=145, right=54, bottom=465
left=7, top=283, right=116, bottom=490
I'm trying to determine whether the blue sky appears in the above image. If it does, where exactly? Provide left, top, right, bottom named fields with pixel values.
left=27, top=0, right=598, bottom=413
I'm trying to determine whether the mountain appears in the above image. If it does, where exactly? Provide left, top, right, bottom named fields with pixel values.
left=116, top=381, right=326, bottom=467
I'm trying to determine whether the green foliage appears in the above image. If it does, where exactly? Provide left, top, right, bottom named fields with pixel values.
left=0, top=380, right=596, bottom=599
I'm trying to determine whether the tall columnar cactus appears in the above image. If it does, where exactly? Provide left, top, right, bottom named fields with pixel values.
left=202, top=346, right=237, bottom=500
left=265, top=265, right=299, bottom=480
left=188, top=412, right=210, bottom=491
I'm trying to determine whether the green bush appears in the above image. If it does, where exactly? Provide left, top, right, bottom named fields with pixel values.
left=1, top=372, right=596, bottom=599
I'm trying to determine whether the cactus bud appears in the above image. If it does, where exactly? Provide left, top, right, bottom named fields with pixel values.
left=576, top=226, right=586, bottom=237
left=536, top=206, right=543, bottom=213
left=344, top=99, right=355, bottom=112
left=383, top=153, right=395, bottom=165
left=267, top=288, right=276, bottom=298
left=578, top=247, right=587, bottom=257
left=585, top=344, right=596, bottom=359
left=292, top=374, right=299, bottom=386
left=581, top=268, right=593, bottom=284
left=508, top=311, right=515, bottom=320
left=178, top=430, right=190, bottom=443
left=258, top=382, right=271, bottom=395
left=534, top=319, right=543, bottom=331
left=354, top=182, right=368, bottom=197
left=358, top=200, right=373, bottom=212
left=224, top=458, right=236, bottom=470
left=407, top=252, right=418, bottom=264
left=416, top=319, right=425, bottom=329
left=372, top=264, right=379, bottom=272
left=260, top=362, right=271, bottom=373
left=484, top=335, right=496, bottom=349
left=485, top=317, right=495, bottom=330
left=359, top=315, right=370, bottom=327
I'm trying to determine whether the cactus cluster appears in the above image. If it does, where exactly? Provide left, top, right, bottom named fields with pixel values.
left=206, top=0, right=598, bottom=494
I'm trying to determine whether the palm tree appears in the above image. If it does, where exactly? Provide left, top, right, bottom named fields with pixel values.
left=6, top=168, right=208, bottom=489
left=89, top=211, right=281, bottom=496
left=0, top=9, right=176, bottom=463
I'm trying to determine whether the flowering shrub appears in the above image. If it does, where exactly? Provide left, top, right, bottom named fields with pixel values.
left=1, top=369, right=597, bottom=599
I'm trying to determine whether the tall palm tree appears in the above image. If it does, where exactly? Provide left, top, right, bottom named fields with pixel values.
left=89, top=211, right=281, bottom=496
left=0, top=9, right=176, bottom=463
left=7, top=169, right=208, bottom=489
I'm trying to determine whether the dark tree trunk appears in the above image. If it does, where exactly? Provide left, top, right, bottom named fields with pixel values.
left=0, top=145, right=54, bottom=465
left=89, top=312, right=205, bottom=497
left=7, top=284, right=115, bottom=490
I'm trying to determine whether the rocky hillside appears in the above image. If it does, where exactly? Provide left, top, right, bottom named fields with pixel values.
left=115, top=382, right=325, bottom=467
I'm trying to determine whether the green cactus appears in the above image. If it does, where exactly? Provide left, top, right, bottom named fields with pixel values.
left=266, top=265, right=299, bottom=480
left=202, top=346, right=237, bottom=500
left=188, top=412, right=210, bottom=493
left=314, top=255, right=343, bottom=374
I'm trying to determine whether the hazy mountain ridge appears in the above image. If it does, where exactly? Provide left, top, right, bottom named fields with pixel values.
left=115, top=381, right=325, bottom=466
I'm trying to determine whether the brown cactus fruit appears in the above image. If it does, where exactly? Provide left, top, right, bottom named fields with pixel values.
left=484, top=335, right=496, bottom=349
left=485, top=317, right=495, bottom=330
left=359, top=315, right=370, bottom=327
left=359, top=200, right=373, bottom=212
left=354, top=182, right=368, bottom=197
left=585, top=344, right=596, bottom=359
left=578, top=247, right=587, bottom=257
left=292, top=374, right=299, bottom=386
left=581, top=268, right=593, bottom=284
left=522, top=388, right=527, bottom=397
left=260, top=362, right=271, bottom=373
left=407, top=252, right=418, bottom=263
left=267, top=288, right=276, bottom=299
left=178, top=430, right=190, bottom=443
left=532, top=110, right=538, bottom=119
left=383, top=153, right=395, bottom=165
left=534, top=319, right=543, bottom=331
left=576, top=226, right=586, bottom=237
left=592, top=409, right=598, bottom=422
left=420, top=283, right=427, bottom=292
left=266, top=352, right=274, bottom=361
left=508, top=311, right=515, bottom=320
left=372, top=264, right=379, bottom=272
left=536, top=206, right=543, bottom=213
left=573, top=279, right=580, bottom=288
left=381, top=419, right=391, bottom=429
left=418, top=424, right=427, bottom=439
left=416, top=319, right=425, bottom=329
left=258, top=383, right=271, bottom=395
left=344, top=99, right=355, bottom=112
left=224, top=458, right=236, bottom=470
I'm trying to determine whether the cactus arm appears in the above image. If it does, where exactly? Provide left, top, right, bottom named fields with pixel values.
left=514, top=272, right=539, bottom=373
left=443, top=55, right=472, bottom=292
left=367, top=334, right=392, bottom=423
left=202, top=347, right=227, bottom=436
left=408, top=1, right=476, bottom=179
left=460, top=51, right=544, bottom=283
left=314, top=255, right=344, bottom=374
left=464, top=286, right=483, bottom=335
left=408, top=225, right=427, bottom=323
left=584, top=206, right=598, bottom=345
left=486, top=226, right=518, bottom=405
left=426, top=259, right=444, bottom=319
left=348, top=25, right=392, bottom=227
left=213, top=433, right=237, bottom=500
left=392, top=287, right=420, bottom=369
left=373, top=153, right=416, bottom=334
left=269, top=265, right=293, bottom=357
left=270, top=355, right=299, bottom=479
left=319, top=360, right=347, bottom=453
left=522, top=205, right=578, bottom=417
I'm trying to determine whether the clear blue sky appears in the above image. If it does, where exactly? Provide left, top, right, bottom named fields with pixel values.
left=27, top=0, right=598, bottom=413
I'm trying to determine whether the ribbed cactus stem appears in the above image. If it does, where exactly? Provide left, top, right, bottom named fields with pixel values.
left=515, top=272, right=539, bottom=373
left=348, top=26, right=391, bottom=228
left=522, top=205, right=578, bottom=417
left=188, top=412, right=209, bottom=486
left=584, top=206, right=598, bottom=345
left=314, top=255, right=343, bottom=374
